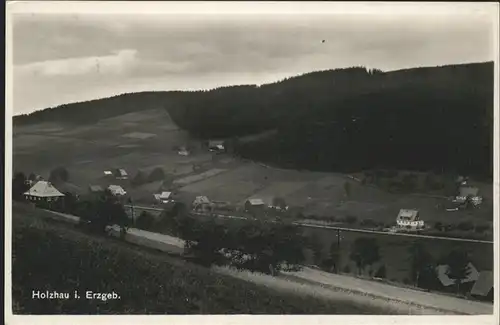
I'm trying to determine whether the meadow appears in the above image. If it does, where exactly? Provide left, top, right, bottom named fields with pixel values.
left=11, top=206, right=392, bottom=314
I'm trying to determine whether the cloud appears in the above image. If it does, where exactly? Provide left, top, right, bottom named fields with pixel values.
left=16, top=49, right=138, bottom=77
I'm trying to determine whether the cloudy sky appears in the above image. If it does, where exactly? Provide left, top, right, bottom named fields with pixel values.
left=10, top=3, right=496, bottom=115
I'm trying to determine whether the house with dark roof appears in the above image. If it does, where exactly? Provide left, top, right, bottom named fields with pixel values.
left=115, top=168, right=128, bottom=180
left=470, top=270, right=493, bottom=301
left=245, top=198, right=266, bottom=214
left=24, top=181, right=65, bottom=203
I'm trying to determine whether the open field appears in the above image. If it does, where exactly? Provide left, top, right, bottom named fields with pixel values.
left=12, top=205, right=395, bottom=314
left=13, top=109, right=494, bottom=279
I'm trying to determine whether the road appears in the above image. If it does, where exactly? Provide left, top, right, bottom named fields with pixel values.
left=124, top=204, right=493, bottom=244
left=38, top=208, right=494, bottom=315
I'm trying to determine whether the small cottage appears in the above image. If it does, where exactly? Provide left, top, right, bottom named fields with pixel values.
left=245, top=198, right=266, bottom=213
left=192, top=196, right=212, bottom=212
left=455, top=186, right=482, bottom=205
left=115, top=168, right=128, bottom=180
left=208, top=140, right=225, bottom=152
left=158, top=191, right=173, bottom=203
left=396, top=209, right=424, bottom=229
left=24, top=181, right=65, bottom=203
left=108, top=185, right=127, bottom=196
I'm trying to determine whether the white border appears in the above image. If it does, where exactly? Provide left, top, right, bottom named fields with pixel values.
left=4, top=2, right=500, bottom=325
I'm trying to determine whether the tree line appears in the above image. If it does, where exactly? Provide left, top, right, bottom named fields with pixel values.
left=15, top=62, right=494, bottom=179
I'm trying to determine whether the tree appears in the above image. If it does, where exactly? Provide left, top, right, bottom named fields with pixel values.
left=457, top=221, right=474, bottom=232
left=79, top=191, right=129, bottom=236
left=434, top=221, right=443, bottom=231
left=131, top=170, right=147, bottom=187
left=49, top=166, right=69, bottom=183
left=375, top=265, right=386, bottom=278
left=444, top=249, right=471, bottom=294
left=345, top=215, right=357, bottom=225
left=136, top=211, right=155, bottom=230
left=324, top=241, right=340, bottom=273
left=12, top=172, right=29, bottom=201
left=349, top=237, right=380, bottom=276
left=408, top=241, right=433, bottom=287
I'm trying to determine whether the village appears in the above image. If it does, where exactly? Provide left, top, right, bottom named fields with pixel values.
left=15, top=136, right=494, bottom=302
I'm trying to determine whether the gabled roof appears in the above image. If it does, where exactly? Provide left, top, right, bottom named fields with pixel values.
left=89, top=185, right=104, bottom=192
left=247, top=198, right=265, bottom=206
left=397, top=209, right=419, bottom=221
left=117, top=169, right=128, bottom=176
left=108, top=185, right=126, bottom=195
left=470, top=271, right=493, bottom=296
left=24, top=181, right=65, bottom=198
left=159, top=191, right=172, bottom=199
left=193, top=196, right=210, bottom=204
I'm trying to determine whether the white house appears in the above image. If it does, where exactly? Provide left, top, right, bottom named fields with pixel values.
left=396, top=209, right=424, bottom=229
left=158, top=191, right=173, bottom=203
left=178, top=146, right=190, bottom=156
left=108, top=185, right=127, bottom=196
left=23, top=181, right=65, bottom=202
left=103, top=170, right=113, bottom=176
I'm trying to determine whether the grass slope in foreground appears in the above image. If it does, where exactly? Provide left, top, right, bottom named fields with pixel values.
left=12, top=209, right=390, bottom=314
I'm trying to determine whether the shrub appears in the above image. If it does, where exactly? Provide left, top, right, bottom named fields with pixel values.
left=474, top=224, right=490, bottom=233
left=434, top=221, right=443, bottom=231
left=345, top=215, right=358, bottom=224
left=131, top=170, right=147, bottom=187
left=49, top=166, right=69, bottom=182
left=360, top=218, right=377, bottom=227
left=457, top=221, right=474, bottom=232
left=343, top=265, right=351, bottom=273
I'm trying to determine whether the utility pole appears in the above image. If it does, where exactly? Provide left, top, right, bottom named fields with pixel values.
left=129, top=197, right=135, bottom=226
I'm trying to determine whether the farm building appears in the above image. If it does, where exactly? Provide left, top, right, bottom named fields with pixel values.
left=108, top=185, right=127, bottom=196
left=103, top=170, right=113, bottom=176
left=155, top=191, right=174, bottom=204
left=245, top=198, right=266, bottom=213
left=115, top=168, right=129, bottom=180
left=23, top=181, right=65, bottom=203
left=396, top=209, right=424, bottom=229
left=470, top=270, right=494, bottom=301
left=192, top=196, right=212, bottom=212
left=454, top=186, right=482, bottom=205
left=178, top=146, right=190, bottom=156
left=435, top=262, right=480, bottom=292
left=208, top=140, right=225, bottom=152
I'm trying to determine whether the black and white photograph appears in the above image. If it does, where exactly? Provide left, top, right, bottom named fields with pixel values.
left=4, top=1, right=499, bottom=323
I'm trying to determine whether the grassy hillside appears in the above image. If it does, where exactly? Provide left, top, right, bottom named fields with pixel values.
left=11, top=207, right=389, bottom=314
left=14, top=62, right=494, bottom=178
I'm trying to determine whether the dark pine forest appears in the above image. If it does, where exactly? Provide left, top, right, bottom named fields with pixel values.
left=15, top=62, right=494, bottom=179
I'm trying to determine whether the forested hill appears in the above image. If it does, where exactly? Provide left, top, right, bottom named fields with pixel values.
left=14, top=62, right=494, bottom=178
